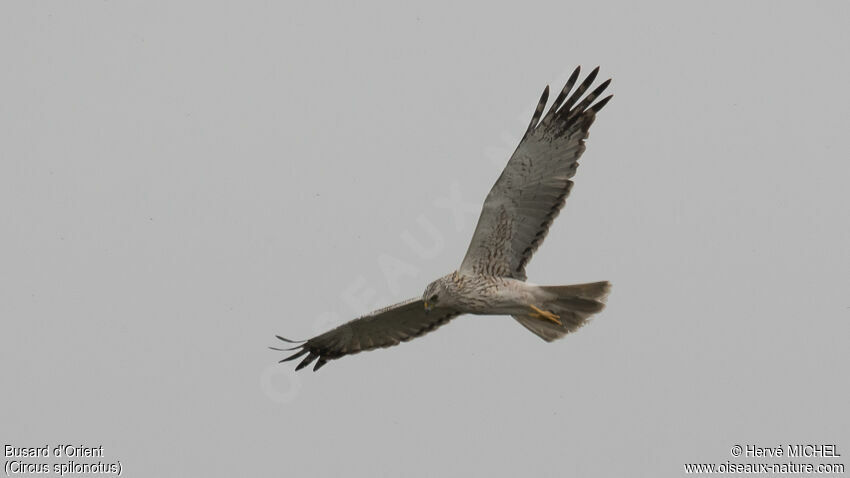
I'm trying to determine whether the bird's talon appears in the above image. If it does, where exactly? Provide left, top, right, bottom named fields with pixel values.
left=529, top=304, right=562, bottom=325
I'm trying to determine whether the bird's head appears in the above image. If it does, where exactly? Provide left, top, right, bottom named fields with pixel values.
left=422, top=275, right=451, bottom=312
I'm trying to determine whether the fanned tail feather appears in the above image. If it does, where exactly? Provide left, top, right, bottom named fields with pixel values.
left=513, top=281, right=611, bottom=342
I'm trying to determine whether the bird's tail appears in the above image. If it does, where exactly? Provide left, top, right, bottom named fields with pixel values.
left=512, top=281, right=611, bottom=342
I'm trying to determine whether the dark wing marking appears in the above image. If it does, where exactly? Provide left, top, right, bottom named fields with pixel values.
left=272, top=298, right=461, bottom=372
left=459, top=66, right=612, bottom=280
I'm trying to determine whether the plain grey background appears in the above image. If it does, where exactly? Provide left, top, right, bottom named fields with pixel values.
left=2, top=1, right=848, bottom=477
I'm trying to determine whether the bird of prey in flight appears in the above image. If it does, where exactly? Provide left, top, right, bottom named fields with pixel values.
left=273, top=66, right=613, bottom=371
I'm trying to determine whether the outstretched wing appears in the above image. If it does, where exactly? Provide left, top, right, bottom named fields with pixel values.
left=459, top=66, right=612, bottom=280
left=272, top=299, right=461, bottom=372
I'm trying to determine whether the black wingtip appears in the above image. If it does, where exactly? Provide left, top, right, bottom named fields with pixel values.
left=537, top=85, right=550, bottom=112
left=589, top=94, right=613, bottom=114
left=269, top=345, right=302, bottom=351
left=295, top=353, right=318, bottom=371
left=313, top=357, right=328, bottom=371
left=524, top=85, right=551, bottom=135
left=569, top=78, right=613, bottom=118
left=543, top=66, right=584, bottom=123
left=565, top=66, right=581, bottom=92
left=556, top=66, right=608, bottom=119
left=585, top=67, right=601, bottom=87
left=275, top=335, right=306, bottom=344
left=279, top=349, right=308, bottom=363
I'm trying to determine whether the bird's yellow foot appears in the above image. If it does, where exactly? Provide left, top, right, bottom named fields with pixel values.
left=528, top=304, right=562, bottom=326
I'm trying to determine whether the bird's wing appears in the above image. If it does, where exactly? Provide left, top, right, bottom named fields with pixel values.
left=272, top=298, right=461, bottom=372
left=459, top=66, right=612, bottom=280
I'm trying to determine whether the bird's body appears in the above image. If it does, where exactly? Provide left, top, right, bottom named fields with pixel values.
left=425, top=271, right=545, bottom=316
left=274, top=66, right=615, bottom=371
